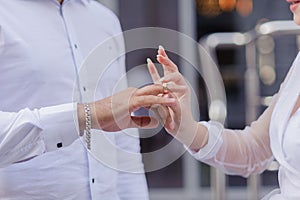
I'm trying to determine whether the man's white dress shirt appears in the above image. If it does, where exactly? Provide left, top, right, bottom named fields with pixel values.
left=0, top=0, right=149, bottom=199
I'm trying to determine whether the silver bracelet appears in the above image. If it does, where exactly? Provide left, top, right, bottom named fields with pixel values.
left=84, top=103, right=91, bottom=150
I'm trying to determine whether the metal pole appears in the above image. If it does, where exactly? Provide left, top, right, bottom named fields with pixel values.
left=178, top=0, right=201, bottom=198
left=245, top=40, right=260, bottom=200
left=211, top=168, right=226, bottom=200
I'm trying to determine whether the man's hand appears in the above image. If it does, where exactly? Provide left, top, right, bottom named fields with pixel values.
left=78, top=84, right=176, bottom=132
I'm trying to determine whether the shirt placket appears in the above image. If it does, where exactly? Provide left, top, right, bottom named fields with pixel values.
left=59, top=2, right=87, bottom=103
left=58, top=2, right=94, bottom=199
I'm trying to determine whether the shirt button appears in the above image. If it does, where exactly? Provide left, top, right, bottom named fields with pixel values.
left=74, top=44, right=78, bottom=49
left=83, top=86, right=86, bottom=92
left=92, top=178, right=95, bottom=183
left=57, top=142, right=63, bottom=148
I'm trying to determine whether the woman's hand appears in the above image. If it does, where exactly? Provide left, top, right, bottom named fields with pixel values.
left=78, top=84, right=176, bottom=132
left=147, top=46, right=208, bottom=151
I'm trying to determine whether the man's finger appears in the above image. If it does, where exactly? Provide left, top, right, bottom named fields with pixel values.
left=135, top=84, right=167, bottom=96
left=133, top=95, right=176, bottom=110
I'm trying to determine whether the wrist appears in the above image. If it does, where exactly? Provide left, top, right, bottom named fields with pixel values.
left=184, top=121, right=209, bottom=152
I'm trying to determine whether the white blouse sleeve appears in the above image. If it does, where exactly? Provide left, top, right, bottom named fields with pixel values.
left=0, top=103, right=79, bottom=168
left=188, top=90, right=280, bottom=177
left=187, top=56, right=298, bottom=177
left=188, top=111, right=274, bottom=177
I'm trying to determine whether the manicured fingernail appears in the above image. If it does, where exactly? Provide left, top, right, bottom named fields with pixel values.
left=159, top=45, right=165, bottom=50
left=170, top=122, right=175, bottom=130
left=147, top=58, right=152, bottom=63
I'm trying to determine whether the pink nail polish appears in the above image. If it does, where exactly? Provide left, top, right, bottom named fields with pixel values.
left=159, top=45, right=165, bottom=50
left=170, top=122, right=175, bottom=130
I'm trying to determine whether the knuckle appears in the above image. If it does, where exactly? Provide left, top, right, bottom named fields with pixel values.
left=137, top=96, right=146, bottom=105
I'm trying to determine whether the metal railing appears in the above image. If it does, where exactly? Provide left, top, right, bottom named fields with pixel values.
left=199, top=20, right=300, bottom=200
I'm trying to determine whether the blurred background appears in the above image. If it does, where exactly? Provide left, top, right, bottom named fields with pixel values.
left=98, top=0, right=300, bottom=199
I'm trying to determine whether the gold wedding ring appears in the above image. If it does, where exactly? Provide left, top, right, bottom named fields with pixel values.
left=162, top=82, right=169, bottom=93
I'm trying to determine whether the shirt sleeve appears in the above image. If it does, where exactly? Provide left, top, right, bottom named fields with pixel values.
left=0, top=103, right=80, bottom=168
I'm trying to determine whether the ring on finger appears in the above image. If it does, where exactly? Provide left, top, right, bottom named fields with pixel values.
left=162, top=82, right=169, bottom=93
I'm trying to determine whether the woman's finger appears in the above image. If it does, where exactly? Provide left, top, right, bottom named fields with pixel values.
left=130, top=116, right=159, bottom=129
left=157, top=55, right=178, bottom=74
left=159, top=106, right=174, bottom=129
left=150, top=105, right=167, bottom=125
left=160, top=72, right=186, bottom=86
left=147, top=58, right=161, bottom=83
left=163, top=107, right=175, bottom=131
left=167, top=100, right=181, bottom=120
left=150, top=103, right=174, bottom=131
left=158, top=45, right=168, bottom=57
left=160, top=81, right=189, bottom=94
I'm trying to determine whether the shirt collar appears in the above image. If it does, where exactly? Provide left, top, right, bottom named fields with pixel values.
left=63, top=0, right=91, bottom=5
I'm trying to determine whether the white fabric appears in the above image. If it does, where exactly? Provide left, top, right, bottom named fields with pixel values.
left=0, top=0, right=148, bottom=199
left=187, top=121, right=223, bottom=160
left=0, top=103, right=78, bottom=168
left=189, top=52, right=300, bottom=199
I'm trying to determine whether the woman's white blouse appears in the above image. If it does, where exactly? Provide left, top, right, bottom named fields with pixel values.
left=278, top=107, right=300, bottom=199
left=189, top=52, right=300, bottom=199
left=283, top=108, right=300, bottom=173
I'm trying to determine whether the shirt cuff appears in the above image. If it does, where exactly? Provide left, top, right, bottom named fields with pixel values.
left=39, top=103, right=80, bottom=152
left=186, top=121, right=224, bottom=161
